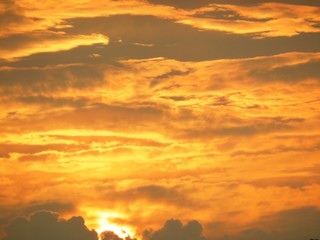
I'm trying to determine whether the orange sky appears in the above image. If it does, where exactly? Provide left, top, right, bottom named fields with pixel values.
left=1, top=0, right=320, bottom=240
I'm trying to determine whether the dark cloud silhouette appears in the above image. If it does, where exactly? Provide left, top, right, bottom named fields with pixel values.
left=101, top=231, right=123, bottom=240
left=1, top=208, right=320, bottom=240
left=1, top=213, right=207, bottom=240
left=64, top=15, right=320, bottom=59
left=0, top=202, right=76, bottom=231
left=145, top=219, right=206, bottom=240
left=101, top=231, right=137, bottom=240
left=209, top=206, right=320, bottom=240
left=2, top=15, right=319, bottom=67
left=1, top=211, right=98, bottom=240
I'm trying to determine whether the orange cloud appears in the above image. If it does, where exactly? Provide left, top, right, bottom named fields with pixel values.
left=2, top=0, right=318, bottom=41
left=0, top=1, right=319, bottom=238
left=0, top=32, right=109, bottom=60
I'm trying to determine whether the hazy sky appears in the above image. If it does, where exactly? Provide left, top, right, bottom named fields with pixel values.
left=1, top=0, right=320, bottom=240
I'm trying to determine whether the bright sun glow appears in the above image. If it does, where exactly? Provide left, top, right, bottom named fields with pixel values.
left=97, top=212, right=136, bottom=239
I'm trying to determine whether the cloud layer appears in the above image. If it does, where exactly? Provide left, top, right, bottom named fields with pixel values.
left=2, top=211, right=97, bottom=240
left=1, top=0, right=319, bottom=239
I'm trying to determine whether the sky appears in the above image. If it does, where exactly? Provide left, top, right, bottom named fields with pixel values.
left=0, top=0, right=320, bottom=239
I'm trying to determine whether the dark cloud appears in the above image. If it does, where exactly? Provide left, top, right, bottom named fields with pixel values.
left=145, top=219, right=206, bottom=240
left=14, top=96, right=88, bottom=108
left=160, top=96, right=190, bottom=101
left=101, top=231, right=122, bottom=240
left=148, top=0, right=320, bottom=8
left=192, top=7, right=268, bottom=22
left=2, top=15, right=319, bottom=67
left=223, top=206, right=320, bottom=240
left=111, top=185, right=192, bottom=207
left=0, top=33, right=37, bottom=51
left=249, top=59, right=320, bottom=83
left=147, top=0, right=212, bottom=9
left=178, top=122, right=292, bottom=139
left=64, top=15, right=320, bottom=60
left=0, top=64, right=105, bottom=94
left=0, top=10, right=25, bottom=30
left=0, top=103, right=164, bottom=134
left=248, top=175, right=320, bottom=188
left=150, top=69, right=193, bottom=88
left=0, top=202, right=76, bottom=234
left=1, top=211, right=98, bottom=240
left=0, top=0, right=26, bottom=32
left=3, top=204, right=73, bottom=230
left=101, top=231, right=123, bottom=240
left=48, top=134, right=170, bottom=148
left=0, top=143, right=86, bottom=158
left=101, top=231, right=137, bottom=240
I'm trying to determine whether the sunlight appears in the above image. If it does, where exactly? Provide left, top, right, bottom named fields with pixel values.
left=97, top=212, right=135, bottom=239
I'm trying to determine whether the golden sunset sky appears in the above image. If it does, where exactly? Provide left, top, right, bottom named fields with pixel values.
left=1, top=0, right=320, bottom=240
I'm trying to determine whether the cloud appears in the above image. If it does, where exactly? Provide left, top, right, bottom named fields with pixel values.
left=211, top=206, right=320, bottom=240
left=101, top=231, right=125, bottom=240
left=100, top=231, right=137, bottom=240
left=0, top=0, right=43, bottom=37
left=0, top=32, right=109, bottom=60
left=2, top=208, right=320, bottom=240
left=0, top=1, right=319, bottom=240
left=1, top=212, right=207, bottom=240
left=147, top=1, right=320, bottom=38
left=148, top=0, right=320, bottom=8
left=249, top=59, right=320, bottom=82
left=145, top=219, right=206, bottom=240
left=0, top=63, right=106, bottom=95
left=0, top=142, right=86, bottom=159
left=0, top=202, right=76, bottom=232
left=103, top=185, right=192, bottom=207
left=1, top=0, right=319, bottom=63
left=1, top=211, right=98, bottom=240
left=1, top=15, right=318, bottom=66
left=147, top=0, right=212, bottom=9
left=23, top=202, right=75, bottom=215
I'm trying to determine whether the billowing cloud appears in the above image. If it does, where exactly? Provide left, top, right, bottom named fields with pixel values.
left=209, top=206, right=320, bottom=240
left=145, top=219, right=206, bottom=240
left=1, top=211, right=98, bottom=240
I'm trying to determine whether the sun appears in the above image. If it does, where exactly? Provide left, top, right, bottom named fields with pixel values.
left=96, top=212, right=136, bottom=239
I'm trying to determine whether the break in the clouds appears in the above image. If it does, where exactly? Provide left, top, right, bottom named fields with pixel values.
left=0, top=0, right=319, bottom=240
